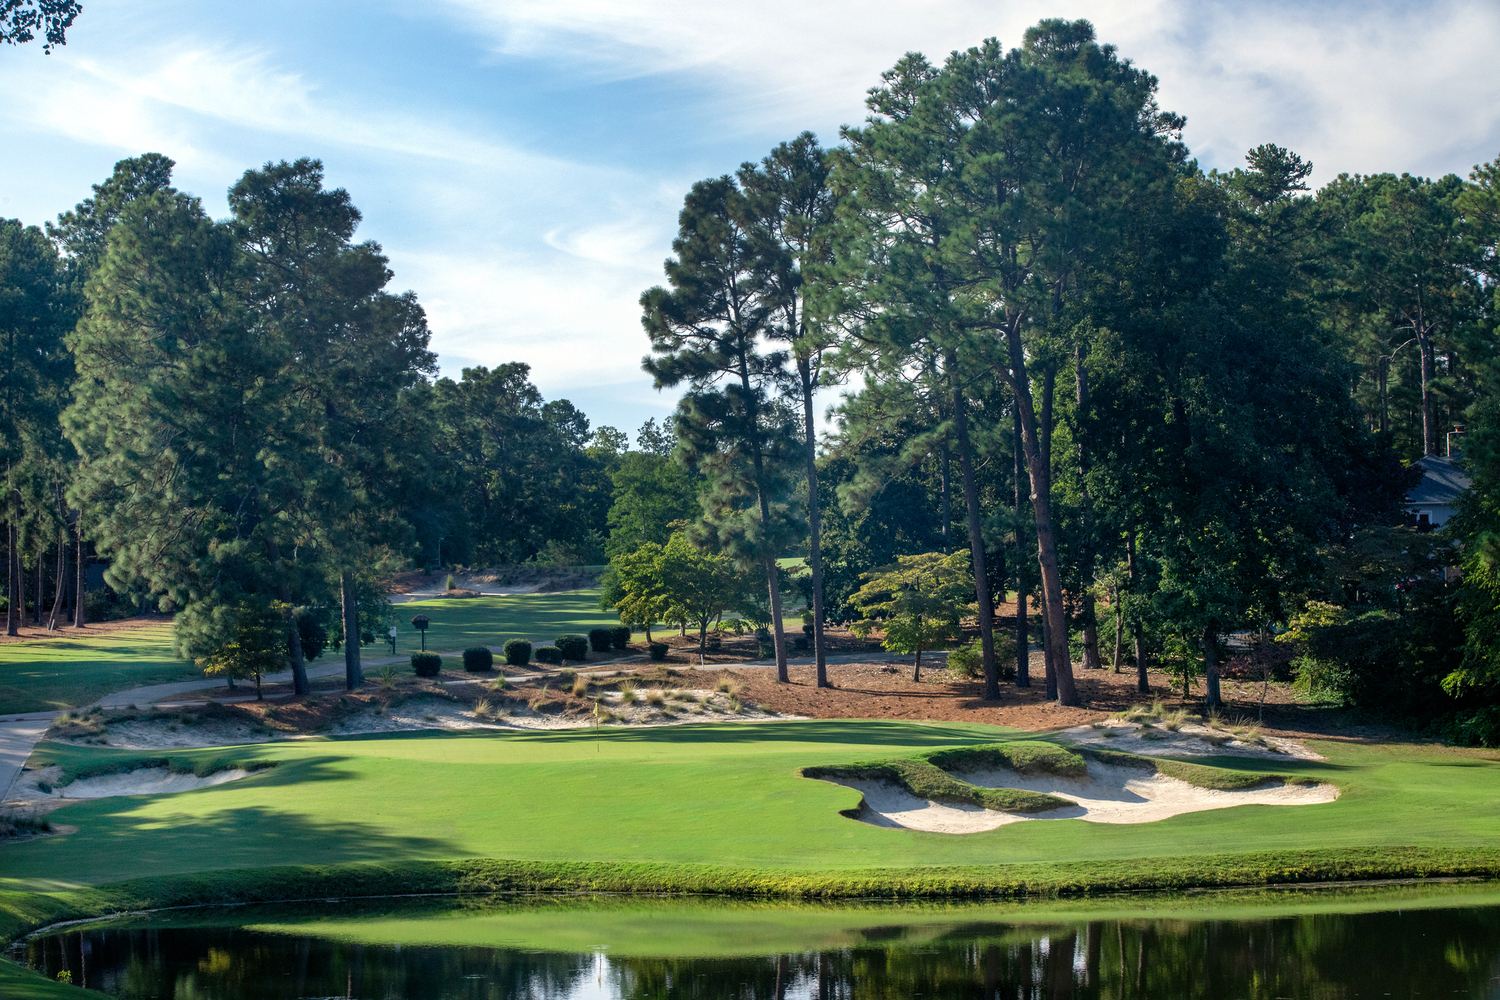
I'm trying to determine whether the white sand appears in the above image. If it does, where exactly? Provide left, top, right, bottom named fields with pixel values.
left=827, top=761, right=1337, bottom=833
left=1058, top=722, right=1323, bottom=760
left=7, top=764, right=257, bottom=810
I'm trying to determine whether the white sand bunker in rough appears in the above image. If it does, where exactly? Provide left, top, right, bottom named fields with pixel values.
left=1058, top=723, right=1322, bottom=761
left=832, top=762, right=1337, bottom=834
left=9, top=765, right=257, bottom=810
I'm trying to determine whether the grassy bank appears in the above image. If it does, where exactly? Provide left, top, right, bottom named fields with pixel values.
left=5, top=720, right=1500, bottom=889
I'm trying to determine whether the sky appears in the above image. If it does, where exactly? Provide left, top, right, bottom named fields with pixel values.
left=3, top=0, right=1499, bottom=442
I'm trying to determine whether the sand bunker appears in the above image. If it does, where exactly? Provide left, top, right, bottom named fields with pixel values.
left=830, top=761, right=1337, bottom=833
left=8, top=765, right=257, bottom=810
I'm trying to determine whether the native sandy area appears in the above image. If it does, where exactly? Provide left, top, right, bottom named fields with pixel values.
left=829, top=761, right=1338, bottom=834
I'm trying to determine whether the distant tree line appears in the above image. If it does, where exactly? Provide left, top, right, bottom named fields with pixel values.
left=610, top=19, right=1500, bottom=743
left=5, top=19, right=1500, bottom=743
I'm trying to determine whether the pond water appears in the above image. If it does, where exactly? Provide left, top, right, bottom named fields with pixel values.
left=12, top=883, right=1500, bottom=998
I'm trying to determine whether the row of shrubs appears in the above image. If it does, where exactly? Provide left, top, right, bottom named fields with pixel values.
left=408, top=626, right=635, bottom=676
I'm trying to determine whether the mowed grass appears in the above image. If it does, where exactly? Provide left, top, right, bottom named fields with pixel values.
left=0, top=592, right=620, bottom=714
left=5, top=721, right=1500, bottom=895
left=386, top=590, right=621, bottom=658
left=0, top=624, right=190, bottom=715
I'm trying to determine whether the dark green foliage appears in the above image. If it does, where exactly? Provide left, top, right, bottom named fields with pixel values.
left=534, top=645, right=563, bottom=666
left=296, top=614, right=328, bottom=660
left=588, top=628, right=613, bottom=653
left=648, top=642, right=668, bottom=662
left=411, top=653, right=441, bottom=677
left=503, top=639, right=532, bottom=666
left=0, top=0, right=81, bottom=52
left=554, top=634, right=589, bottom=662
left=462, top=647, right=493, bottom=672
left=609, top=626, right=631, bottom=650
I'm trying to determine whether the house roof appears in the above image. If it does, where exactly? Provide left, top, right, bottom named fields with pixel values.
left=1407, top=455, right=1471, bottom=508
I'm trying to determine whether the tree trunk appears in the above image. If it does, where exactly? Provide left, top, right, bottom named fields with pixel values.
left=939, top=438, right=952, bottom=556
left=34, top=551, right=42, bottom=625
left=1013, top=401, right=1030, bottom=688
left=797, top=357, right=831, bottom=688
left=1112, top=586, right=1123, bottom=673
left=1039, top=362, right=1058, bottom=698
left=74, top=520, right=86, bottom=629
left=1203, top=626, right=1221, bottom=710
left=268, top=541, right=309, bottom=695
left=340, top=570, right=363, bottom=689
left=950, top=353, right=999, bottom=700
left=1040, top=584, right=1056, bottom=700
left=912, top=645, right=922, bottom=682
left=5, top=521, right=17, bottom=636
left=12, top=527, right=25, bottom=636
left=47, top=529, right=65, bottom=629
left=762, top=555, right=788, bottom=682
left=1126, top=529, right=1148, bottom=694
left=1419, top=326, right=1436, bottom=455
left=1075, top=345, right=1102, bottom=671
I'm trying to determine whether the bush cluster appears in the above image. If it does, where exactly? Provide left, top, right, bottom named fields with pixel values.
left=610, top=625, right=632, bottom=649
left=503, top=638, right=532, bottom=666
left=411, top=652, right=442, bottom=677
left=462, top=647, right=493, bottom=672
left=648, top=642, right=668, bottom=662
left=554, top=634, right=589, bottom=662
left=534, top=645, right=563, bottom=665
left=588, top=628, right=613, bottom=653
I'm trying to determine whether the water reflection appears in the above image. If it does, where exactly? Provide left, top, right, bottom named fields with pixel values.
left=15, top=897, right=1500, bottom=998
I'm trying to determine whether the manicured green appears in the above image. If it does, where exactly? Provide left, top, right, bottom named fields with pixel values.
left=0, top=592, right=624, bottom=714
left=4, top=720, right=1500, bottom=907
left=0, top=623, right=192, bottom=714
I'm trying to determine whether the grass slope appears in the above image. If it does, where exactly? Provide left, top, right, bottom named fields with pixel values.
left=0, top=592, right=618, bottom=714
left=4, top=721, right=1499, bottom=901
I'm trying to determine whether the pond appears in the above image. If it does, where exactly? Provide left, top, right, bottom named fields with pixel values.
left=12, top=881, right=1500, bottom=998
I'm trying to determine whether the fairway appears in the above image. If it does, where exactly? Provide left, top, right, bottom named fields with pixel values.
left=0, top=625, right=191, bottom=716
left=0, top=592, right=618, bottom=715
left=6, top=720, right=1499, bottom=895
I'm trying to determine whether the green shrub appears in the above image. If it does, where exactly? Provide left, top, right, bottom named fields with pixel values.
left=588, top=628, right=614, bottom=653
left=462, top=647, right=494, bottom=672
left=411, top=652, right=442, bottom=677
left=648, top=642, right=668, bottom=662
left=757, top=641, right=775, bottom=660
left=705, top=633, right=722, bottom=652
left=610, top=625, right=632, bottom=649
left=503, top=638, right=532, bottom=666
left=947, top=636, right=1019, bottom=680
left=445, top=573, right=456, bottom=590
left=555, top=634, right=589, bottom=662
left=793, top=635, right=809, bottom=651
left=534, top=645, right=563, bottom=665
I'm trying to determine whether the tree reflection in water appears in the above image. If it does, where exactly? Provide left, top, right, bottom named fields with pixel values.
left=16, top=905, right=1500, bottom=998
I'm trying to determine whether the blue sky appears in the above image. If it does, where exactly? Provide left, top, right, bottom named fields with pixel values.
left=3, top=0, right=1499, bottom=441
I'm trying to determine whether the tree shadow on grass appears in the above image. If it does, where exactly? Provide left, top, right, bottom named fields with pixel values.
left=12, top=766, right=461, bottom=886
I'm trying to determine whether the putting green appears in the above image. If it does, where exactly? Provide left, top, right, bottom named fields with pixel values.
left=6, top=720, right=1499, bottom=896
